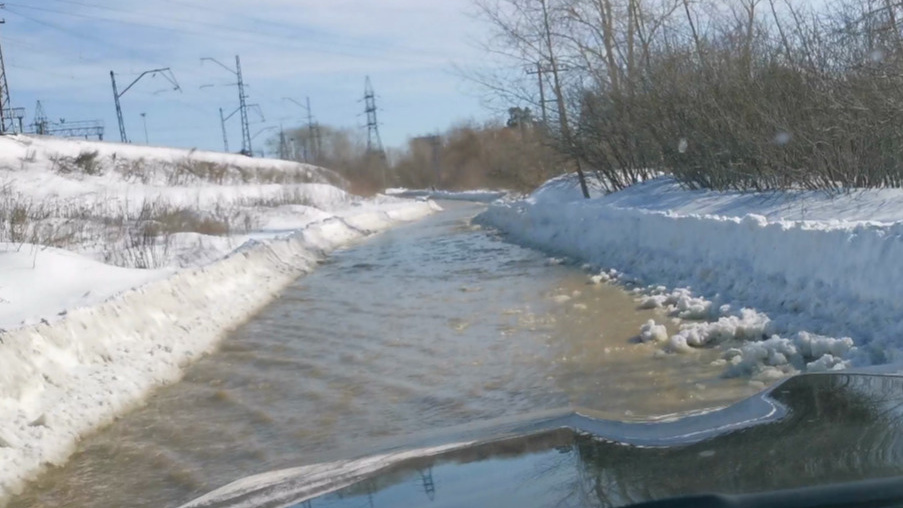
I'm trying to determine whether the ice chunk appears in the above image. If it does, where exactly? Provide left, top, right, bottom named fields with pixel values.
left=638, top=320, right=668, bottom=343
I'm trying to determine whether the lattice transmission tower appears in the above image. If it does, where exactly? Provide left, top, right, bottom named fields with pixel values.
left=363, top=76, right=384, bottom=157
left=0, top=14, right=18, bottom=134
left=32, top=100, right=48, bottom=134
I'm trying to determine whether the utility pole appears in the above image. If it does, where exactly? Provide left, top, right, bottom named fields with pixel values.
left=0, top=10, right=13, bottom=134
left=525, top=62, right=548, bottom=126
left=219, top=107, right=229, bottom=152
left=278, top=123, right=288, bottom=160
left=140, top=112, right=149, bottom=144
left=305, top=96, right=319, bottom=162
left=283, top=96, right=320, bottom=163
left=202, top=55, right=252, bottom=156
left=110, top=67, right=180, bottom=143
left=110, top=72, right=126, bottom=142
left=526, top=61, right=572, bottom=127
left=235, top=55, right=251, bottom=156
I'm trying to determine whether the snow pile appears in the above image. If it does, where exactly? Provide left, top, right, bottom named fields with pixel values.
left=637, top=287, right=713, bottom=320
left=638, top=319, right=668, bottom=343
left=721, top=333, right=854, bottom=380
left=477, top=174, right=903, bottom=378
left=667, top=309, right=771, bottom=351
left=0, top=135, right=440, bottom=500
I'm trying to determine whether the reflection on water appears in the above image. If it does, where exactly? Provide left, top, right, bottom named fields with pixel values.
left=277, top=374, right=903, bottom=508
left=11, top=202, right=754, bottom=508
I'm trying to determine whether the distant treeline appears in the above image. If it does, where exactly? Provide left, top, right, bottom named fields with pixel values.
left=270, top=119, right=560, bottom=195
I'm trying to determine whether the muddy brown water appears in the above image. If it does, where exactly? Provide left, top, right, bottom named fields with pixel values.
left=9, top=201, right=756, bottom=508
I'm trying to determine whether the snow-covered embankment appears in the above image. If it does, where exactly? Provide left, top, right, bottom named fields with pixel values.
left=0, top=204, right=438, bottom=499
left=476, top=175, right=903, bottom=381
left=0, top=135, right=440, bottom=500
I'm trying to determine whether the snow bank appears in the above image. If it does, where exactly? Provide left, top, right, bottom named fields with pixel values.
left=0, top=201, right=438, bottom=500
left=476, top=174, right=903, bottom=378
left=0, top=133, right=442, bottom=500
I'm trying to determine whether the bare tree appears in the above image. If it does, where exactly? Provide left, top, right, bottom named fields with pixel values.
left=473, top=0, right=592, bottom=197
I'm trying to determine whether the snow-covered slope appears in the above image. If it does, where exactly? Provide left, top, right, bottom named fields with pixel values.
left=477, top=175, right=903, bottom=382
left=0, top=135, right=440, bottom=500
left=0, top=134, right=400, bottom=329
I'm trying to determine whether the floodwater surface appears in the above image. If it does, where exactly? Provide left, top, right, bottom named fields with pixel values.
left=11, top=201, right=756, bottom=508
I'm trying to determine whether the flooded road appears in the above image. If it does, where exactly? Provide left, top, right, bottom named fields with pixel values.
left=11, top=202, right=755, bottom=508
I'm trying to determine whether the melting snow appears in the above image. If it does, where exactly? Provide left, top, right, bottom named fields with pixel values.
left=477, top=173, right=903, bottom=381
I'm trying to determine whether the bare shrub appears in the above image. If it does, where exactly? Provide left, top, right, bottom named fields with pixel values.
left=474, top=0, right=903, bottom=191
left=135, top=202, right=231, bottom=237
left=246, top=187, right=315, bottom=208
left=74, top=151, right=102, bottom=175
left=168, top=159, right=231, bottom=185
left=114, top=157, right=154, bottom=183
left=237, top=165, right=254, bottom=184
left=8, top=201, right=31, bottom=244
left=50, top=151, right=104, bottom=176
left=104, top=227, right=172, bottom=269
left=0, top=189, right=96, bottom=250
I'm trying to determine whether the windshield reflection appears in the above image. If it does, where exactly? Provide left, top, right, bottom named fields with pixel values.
left=291, top=373, right=903, bottom=508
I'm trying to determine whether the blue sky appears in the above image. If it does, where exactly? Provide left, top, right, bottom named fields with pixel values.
left=0, top=0, right=499, bottom=154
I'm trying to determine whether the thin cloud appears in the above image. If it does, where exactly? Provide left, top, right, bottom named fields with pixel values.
left=1, top=0, right=491, bottom=151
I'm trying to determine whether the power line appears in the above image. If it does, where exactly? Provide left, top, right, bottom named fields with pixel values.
left=152, top=0, right=457, bottom=63
left=2, top=7, right=138, bottom=58
left=6, top=2, right=450, bottom=66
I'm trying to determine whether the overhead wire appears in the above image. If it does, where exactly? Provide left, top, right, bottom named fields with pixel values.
left=9, top=1, right=453, bottom=66
left=1, top=0, right=470, bottom=146
left=153, top=0, right=460, bottom=64
left=2, top=6, right=162, bottom=65
left=152, top=0, right=446, bottom=59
